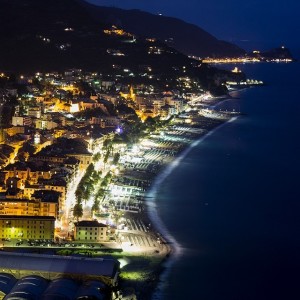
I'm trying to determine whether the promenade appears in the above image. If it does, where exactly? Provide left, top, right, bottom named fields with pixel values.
left=101, top=115, right=225, bottom=212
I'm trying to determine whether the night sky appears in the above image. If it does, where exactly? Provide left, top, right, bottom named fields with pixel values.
left=86, top=0, right=300, bottom=54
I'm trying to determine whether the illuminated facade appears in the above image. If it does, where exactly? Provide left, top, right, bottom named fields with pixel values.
left=67, top=153, right=92, bottom=170
left=0, top=216, right=55, bottom=240
left=0, top=197, right=58, bottom=218
left=119, top=85, right=136, bottom=102
left=74, top=220, right=108, bottom=242
left=4, top=163, right=52, bottom=185
left=24, top=183, right=66, bottom=217
left=3, top=126, right=25, bottom=137
left=11, top=116, right=32, bottom=127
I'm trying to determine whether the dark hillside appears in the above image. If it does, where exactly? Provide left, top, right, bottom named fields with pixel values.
left=80, top=2, right=245, bottom=58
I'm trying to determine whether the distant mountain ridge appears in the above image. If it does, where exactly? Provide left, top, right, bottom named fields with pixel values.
left=0, top=0, right=245, bottom=97
left=79, top=1, right=245, bottom=58
left=252, top=47, right=295, bottom=60
left=0, top=0, right=187, bottom=72
left=0, top=0, right=244, bottom=73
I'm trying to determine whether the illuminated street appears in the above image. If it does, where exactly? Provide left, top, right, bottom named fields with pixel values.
left=58, top=170, right=85, bottom=238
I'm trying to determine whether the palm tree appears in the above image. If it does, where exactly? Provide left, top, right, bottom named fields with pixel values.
left=95, top=188, right=105, bottom=202
left=91, top=199, right=100, bottom=214
left=75, top=189, right=83, bottom=204
left=73, top=203, right=83, bottom=221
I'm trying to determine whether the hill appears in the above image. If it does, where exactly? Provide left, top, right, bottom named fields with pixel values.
left=0, top=0, right=245, bottom=95
left=248, top=47, right=295, bottom=61
left=0, top=0, right=199, bottom=73
left=80, top=1, right=245, bottom=58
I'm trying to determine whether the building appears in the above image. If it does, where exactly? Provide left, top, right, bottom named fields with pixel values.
left=67, top=153, right=92, bottom=171
left=0, top=252, right=119, bottom=286
left=24, top=182, right=67, bottom=218
left=5, top=177, right=22, bottom=190
left=3, top=126, right=25, bottom=137
left=166, top=98, right=184, bottom=114
left=35, top=119, right=58, bottom=130
left=11, top=116, right=32, bottom=127
left=74, top=220, right=108, bottom=242
left=0, top=273, right=17, bottom=300
left=0, top=275, right=108, bottom=300
left=89, top=116, right=120, bottom=128
left=30, top=154, right=67, bottom=165
left=4, top=162, right=52, bottom=185
left=32, top=153, right=92, bottom=171
left=0, top=128, right=5, bottom=144
left=27, top=106, right=41, bottom=118
left=0, top=215, right=55, bottom=240
left=0, top=193, right=58, bottom=218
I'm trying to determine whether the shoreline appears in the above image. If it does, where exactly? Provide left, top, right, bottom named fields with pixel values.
left=107, top=97, right=238, bottom=300
left=145, top=115, right=238, bottom=299
left=0, top=100, right=239, bottom=300
left=86, top=95, right=241, bottom=299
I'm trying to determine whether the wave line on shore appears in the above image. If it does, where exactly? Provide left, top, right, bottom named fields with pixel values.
left=146, top=116, right=238, bottom=300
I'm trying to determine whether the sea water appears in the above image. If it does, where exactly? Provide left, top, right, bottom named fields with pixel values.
left=153, top=62, right=300, bottom=300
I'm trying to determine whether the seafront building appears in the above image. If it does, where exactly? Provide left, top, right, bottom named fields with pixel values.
left=0, top=216, right=55, bottom=240
left=74, top=220, right=109, bottom=242
left=0, top=192, right=59, bottom=217
left=0, top=252, right=120, bottom=299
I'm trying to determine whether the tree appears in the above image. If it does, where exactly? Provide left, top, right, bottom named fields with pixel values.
left=91, top=199, right=100, bottom=213
left=102, top=138, right=111, bottom=151
left=85, top=184, right=93, bottom=202
left=73, top=203, right=83, bottom=221
left=104, top=150, right=110, bottom=164
left=95, top=188, right=105, bottom=202
left=93, top=152, right=101, bottom=162
left=113, top=152, right=120, bottom=165
left=75, top=188, right=84, bottom=204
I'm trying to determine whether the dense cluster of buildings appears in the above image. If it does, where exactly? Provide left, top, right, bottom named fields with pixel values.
left=0, top=68, right=194, bottom=242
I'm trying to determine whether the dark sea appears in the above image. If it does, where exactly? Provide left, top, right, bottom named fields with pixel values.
left=149, top=62, right=300, bottom=300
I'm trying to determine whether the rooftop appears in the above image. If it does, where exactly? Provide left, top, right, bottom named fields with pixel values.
left=0, top=252, right=119, bottom=280
left=75, top=220, right=108, bottom=228
left=0, top=215, right=55, bottom=220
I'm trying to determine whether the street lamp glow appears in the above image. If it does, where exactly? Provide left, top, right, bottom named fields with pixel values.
left=116, top=126, right=122, bottom=134
left=118, top=257, right=130, bottom=269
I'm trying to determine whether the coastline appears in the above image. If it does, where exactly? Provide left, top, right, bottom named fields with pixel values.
left=98, top=90, right=243, bottom=299
left=133, top=111, right=240, bottom=299
left=0, top=98, right=239, bottom=300
left=147, top=118, right=239, bottom=300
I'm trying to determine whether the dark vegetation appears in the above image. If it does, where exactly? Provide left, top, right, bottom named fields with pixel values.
left=0, top=0, right=244, bottom=96
left=82, top=1, right=245, bottom=58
